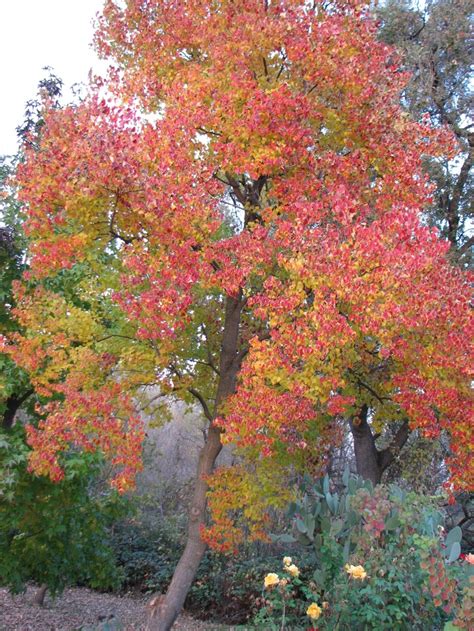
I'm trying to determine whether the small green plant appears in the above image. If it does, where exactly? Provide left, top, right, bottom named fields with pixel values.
left=111, top=517, right=184, bottom=594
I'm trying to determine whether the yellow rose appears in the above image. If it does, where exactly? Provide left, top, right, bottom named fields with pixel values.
left=345, top=563, right=367, bottom=580
left=285, top=563, right=299, bottom=577
left=283, top=556, right=292, bottom=566
left=306, top=602, right=322, bottom=620
left=264, top=573, right=280, bottom=588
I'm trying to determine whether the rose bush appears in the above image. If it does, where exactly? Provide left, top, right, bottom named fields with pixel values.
left=253, top=475, right=473, bottom=629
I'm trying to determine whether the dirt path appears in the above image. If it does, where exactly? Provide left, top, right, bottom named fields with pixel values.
left=0, top=586, right=238, bottom=631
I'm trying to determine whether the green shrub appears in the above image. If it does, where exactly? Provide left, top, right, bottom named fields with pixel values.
left=0, top=426, right=128, bottom=597
left=111, top=518, right=184, bottom=593
left=187, top=544, right=286, bottom=623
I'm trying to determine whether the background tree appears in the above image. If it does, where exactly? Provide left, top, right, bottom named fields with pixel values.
left=0, top=70, right=134, bottom=606
left=378, top=0, right=473, bottom=264
left=0, top=68, right=64, bottom=430
left=329, top=0, right=474, bottom=490
left=2, top=1, right=472, bottom=629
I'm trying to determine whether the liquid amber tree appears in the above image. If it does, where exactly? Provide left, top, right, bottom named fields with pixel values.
left=2, top=1, right=472, bottom=629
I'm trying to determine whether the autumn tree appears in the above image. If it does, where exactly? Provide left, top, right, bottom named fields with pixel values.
left=2, top=1, right=473, bottom=629
left=359, top=0, right=474, bottom=490
left=0, top=71, right=132, bottom=605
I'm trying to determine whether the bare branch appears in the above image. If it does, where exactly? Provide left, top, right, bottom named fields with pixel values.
left=449, top=133, right=473, bottom=217
left=197, top=127, right=222, bottom=137
left=187, top=388, right=213, bottom=422
left=202, top=324, right=220, bottom=375
left=348, top=368, right=391, bottom=405
left=458, top=235, right=474, bottom=257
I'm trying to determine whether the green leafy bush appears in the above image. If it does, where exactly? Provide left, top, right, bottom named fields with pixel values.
left=111, top=518, right=183, bottom=594
left=187, top=545, right=286, bottom=623
left=0, top=426, right=128, bottom=597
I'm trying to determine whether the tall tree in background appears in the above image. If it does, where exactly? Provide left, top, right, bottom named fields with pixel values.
left=358, top=0, right=474, bottom=489
left=2, top=1, right=472, bottom=629
left=378, top=0, right=473, bottom=264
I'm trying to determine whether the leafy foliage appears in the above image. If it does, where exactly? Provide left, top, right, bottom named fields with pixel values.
left=0, top=155, right=31, bottom=418
left=0, top=426, right=127, bottom=596
left=111, top=515, right=284, bottom=624
left=111, top=519, right=184, bottom=594
left=0, top=68, right=68, bottom=428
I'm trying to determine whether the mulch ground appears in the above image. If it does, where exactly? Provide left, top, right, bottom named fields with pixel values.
left=0, top=586, right=238, bottom=630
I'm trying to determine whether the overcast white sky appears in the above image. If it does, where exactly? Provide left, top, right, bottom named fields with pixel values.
left=0, top=1, right=105, bottom=156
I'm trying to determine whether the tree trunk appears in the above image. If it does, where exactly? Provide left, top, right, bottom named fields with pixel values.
left=350, top=406, right=410, bottom=486
left=147, top=295, right=243, bottom=631
left=1, top=390, right=33, bottom=430
left=34, top=584, right=48, bottom=606
left=350, top=405, right=382, bottom=486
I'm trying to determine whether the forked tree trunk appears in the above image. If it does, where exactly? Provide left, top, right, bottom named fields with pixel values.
left=147, top=295, right=243, bottom=631
left=350, top=405, right=410, bottom=486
